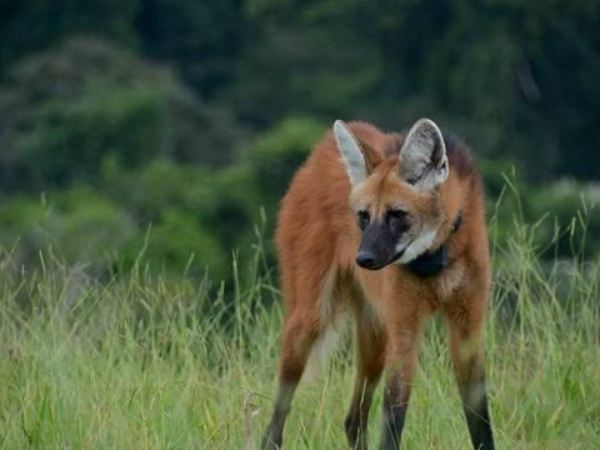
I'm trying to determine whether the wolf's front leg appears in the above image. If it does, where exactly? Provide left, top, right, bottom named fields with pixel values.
left=379, top=303, right=428, bottom=450
left=445, top=301, right=495, bottom=450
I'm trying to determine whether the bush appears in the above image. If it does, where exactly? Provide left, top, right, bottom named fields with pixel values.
left=0, top=37, right=241, bottom=192
left=0, top=189, right=136, bottom=272
left=122, top=210, right=227, bottom=280
left=530, top=180, right=600, bottom=258
left=245, top=117, right=325, bottom=212
left=104, top=118, right=327, bottom=274
left=19, top=86, right=168, bottom=187
left=102, top=159, right=235, bottom=279
left=490, top=177, right=600, bottom=260
left=102, top=159, right=219, bottom=224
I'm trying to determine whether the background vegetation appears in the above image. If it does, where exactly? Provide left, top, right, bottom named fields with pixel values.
left=0, top=2, right=599, bottom=447
left=1, top=0, right=599, bottom=289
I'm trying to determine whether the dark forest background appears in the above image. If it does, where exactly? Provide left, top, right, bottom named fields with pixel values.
left=0, top=0, right=599, bottom=287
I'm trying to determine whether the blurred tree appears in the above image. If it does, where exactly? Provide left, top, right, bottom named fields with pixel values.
left=21, top=86, right=168, bottom=187
left=122, top=209, right=227, bottom=279
left=0, top=0, right=599, bottom=278
left=101, top=159, right=219, bottom=224
left=237, top=0, right=600, bottom=180
left=2, top=0, right=598, bottom=180
left=0, top=188, right=137, bottom=273
left=102, top=159, right=249, bottom=266
left=0, top=0, right=139, bottom=78
left=372, top=0, right=600, bottom=181
left=136, top=0, right=245, bottom=97
left=245, top=117, right=325, bottom=213
left=235, top=117, right=325, bottom=264
left=228, top=0, right=386, bottom=126
left=0, top=37, right=241, bottom=191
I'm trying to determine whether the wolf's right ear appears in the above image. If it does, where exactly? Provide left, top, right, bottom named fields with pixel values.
left=333, top=120, right=372, bottom=186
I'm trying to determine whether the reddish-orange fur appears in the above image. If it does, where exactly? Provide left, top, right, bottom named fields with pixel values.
left=263, top=121, right=493, bottom=450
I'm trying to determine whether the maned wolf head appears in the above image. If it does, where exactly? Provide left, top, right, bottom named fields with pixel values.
left=334, top=118, right=449, bottom=270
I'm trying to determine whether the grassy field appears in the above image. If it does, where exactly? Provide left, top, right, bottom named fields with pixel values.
left=0, top=221, right=599, bottom=449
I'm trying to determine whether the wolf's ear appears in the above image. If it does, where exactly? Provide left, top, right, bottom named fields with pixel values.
left=333, top=120, right=376, bottom=186
left=400, top=118, right=448, bottom=190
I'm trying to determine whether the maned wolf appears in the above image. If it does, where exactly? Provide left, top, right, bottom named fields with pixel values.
left=263, top=118, right=494, bottom=449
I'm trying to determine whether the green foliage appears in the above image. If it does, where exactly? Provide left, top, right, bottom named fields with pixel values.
left=529, top=181, right=600, bottom=258
left=137, top=0, right=245, bottom=96
left=0, top=189, right=136, bottom=272
left=102, top=159, right=228, bottom=279
left=102, top=159, right=215, bottom=223
left=0, top=0, right=139, bottom=75
left=104, top=118, right=323, bottom=279
left=102, top=159, right=246, bottom=259
left=225, top=118, right=327, bottom=266
left=0, top=3, right=600, bottom=282
left=237, top=0, right=600, bottom=181
left=490, top=175, right=600, bottom=260
left=229, top=25, right=383, bottom=125
left=123, top=210, right=226, bottom=280
left=2, top=1, right=600, bottom=179
left=246, top=118, right=325, bottom=209
left=0, top=37, right=241, bottom=192
left=21, top=86, right=167, bottom=187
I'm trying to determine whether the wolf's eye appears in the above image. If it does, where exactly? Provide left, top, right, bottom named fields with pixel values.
left=357, top=210, right=370, bottom=230
left=387, top=209, right=407, bottom=221
left=387, top=209, right=409, bottom=232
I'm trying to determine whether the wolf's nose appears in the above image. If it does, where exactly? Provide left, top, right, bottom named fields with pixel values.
left=356, top=251, right=376, bottom=268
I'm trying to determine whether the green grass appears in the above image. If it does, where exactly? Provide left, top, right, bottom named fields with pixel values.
left=0, top=223, right=599, bottom=449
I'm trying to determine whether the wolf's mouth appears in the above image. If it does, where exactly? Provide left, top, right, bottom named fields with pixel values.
left=391, top=247, right=407, bottom=264
left=369, top=248, right=407, bottom=271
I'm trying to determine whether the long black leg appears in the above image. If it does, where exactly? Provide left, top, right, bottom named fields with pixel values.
left=380, top=382, right=408, bottom=450
left=446, top=307, right=495, bottom=450
left=262, top=382, right=297, bottom=449
left=378, top=332, right=422, bottom=449
left=461, top=376, right=495, bottom=450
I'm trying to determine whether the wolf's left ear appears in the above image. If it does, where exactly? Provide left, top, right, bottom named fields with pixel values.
left=333, top=120, right=375, bottom=186
left=400, top=118, right=448, bottom=190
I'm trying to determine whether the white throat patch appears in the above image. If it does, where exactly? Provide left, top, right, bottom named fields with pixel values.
left=396, top=227, right=439, bottom=264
